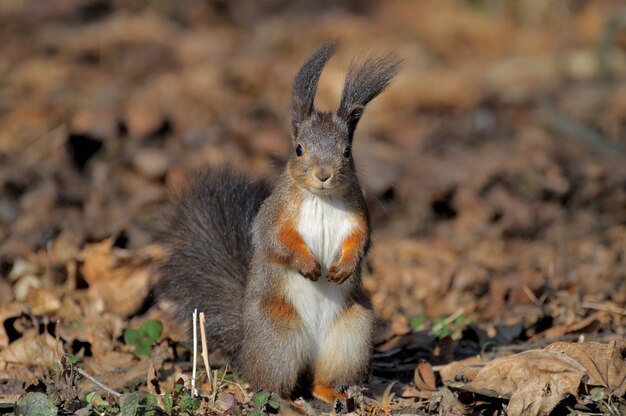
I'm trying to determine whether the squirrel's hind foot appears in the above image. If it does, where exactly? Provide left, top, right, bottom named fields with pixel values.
left=312, top=383, right=347, bottom=404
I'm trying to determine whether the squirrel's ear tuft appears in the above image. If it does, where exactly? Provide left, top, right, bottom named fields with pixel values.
left=289, top=41, right=336, bottom=138
left=337, top=53, right=402, bottom=138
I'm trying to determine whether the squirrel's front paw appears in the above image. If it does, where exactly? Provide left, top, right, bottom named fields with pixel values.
left=327, top=260, right=357, bottom=284
left=294, top=257, right=322, bottom=281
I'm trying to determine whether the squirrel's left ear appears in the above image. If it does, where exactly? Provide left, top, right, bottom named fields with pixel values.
left=337, top=53, right=402, bottom=139
left=289, top=41, right=336, bottom=139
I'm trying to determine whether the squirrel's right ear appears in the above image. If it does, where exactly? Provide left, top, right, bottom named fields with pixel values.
left=289, top=41, right=336, bottom=138
left=337, top=53, right=402, bottom=139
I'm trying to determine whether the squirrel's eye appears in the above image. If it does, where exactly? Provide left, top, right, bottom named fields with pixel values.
left=343, top=146, right=351, bottom=158
left=295, top=144, right=303, bottom=157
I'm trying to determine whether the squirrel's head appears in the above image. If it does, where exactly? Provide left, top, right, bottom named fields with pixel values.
left=287, top=41, right=401, bottom=196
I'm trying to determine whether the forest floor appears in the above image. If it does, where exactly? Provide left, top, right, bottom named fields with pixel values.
left=0, top=1, right=625, bottom=415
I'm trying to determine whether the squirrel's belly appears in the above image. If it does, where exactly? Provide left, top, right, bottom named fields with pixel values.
left=287, top=194, right=355, bottom=355
left=283, top=270, right=352, bottom=355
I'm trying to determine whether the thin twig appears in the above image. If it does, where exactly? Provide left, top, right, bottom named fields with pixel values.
left=198, top=312, right=214, bottom=391
left=220, top=379, right=247, bottom=399
left=442, top=308, right=465, bottom=325
left=522, top=285, right=540, bottom=306
left=212, top=369, right=219, bottom=402
left=76, top=368, right=121, bottom=398
left=582, top=302, right=626, bottom=315
left=192, top=308, right=198, bottom=398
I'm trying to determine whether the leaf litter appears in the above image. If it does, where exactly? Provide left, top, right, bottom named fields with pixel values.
left=0, top=0, right=625, bottom=414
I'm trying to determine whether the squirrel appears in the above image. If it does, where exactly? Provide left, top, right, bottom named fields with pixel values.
left=157, top=41, right=400, bottom=404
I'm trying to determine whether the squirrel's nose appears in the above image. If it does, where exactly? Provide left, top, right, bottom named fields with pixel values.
left=315, top=169, right=332, bottom=183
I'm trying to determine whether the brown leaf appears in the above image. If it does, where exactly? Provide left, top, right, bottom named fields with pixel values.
left=26, top=287, right=61, bottom=316
left=147, top=361, right=161, bottom=395
left=124, top=87, right=166, bottom=139
left=0, top=331, right=63, bottom=368
left=439, top=355, right=485, bottom=384
left=401, top=385, right=432, bottom=400
left=465, top=349, right=586, bottom=416
left=132, top=148, right=169, bottom=180
left=414, top=360, right=437, bottom=391
left=80, top=239, right=115, bottom=285
left=529, top=312, right=606, bottom=342
left=88, top=265, right=150, bottom=316
left=544, top=341, right=626, bottom=395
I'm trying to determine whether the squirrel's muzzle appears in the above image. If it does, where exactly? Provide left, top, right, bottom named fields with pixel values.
left=314, top=167, right=332, bottom=183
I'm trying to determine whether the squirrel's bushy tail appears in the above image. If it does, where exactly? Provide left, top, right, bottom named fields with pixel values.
left=156, top=169, right=270, bottom=359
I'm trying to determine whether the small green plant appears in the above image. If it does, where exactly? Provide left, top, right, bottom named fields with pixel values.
left=162, top=391, right=173, bottom=414
left=86, top=392, right=119, bottom=414
left=178, top=395, right=201, bottom=414
left=16, top=392, right=58, bottom=416
left=63, top=353, right=79, bottom=366
left=410, top=315, right=427, bottom=331
left=123, top=320, right=163, bottom=357
left=247, top=390, right=280, bottom=415
left=430, top=314, right=474, bottom=338
left=162, top=380, right=201, bottom=415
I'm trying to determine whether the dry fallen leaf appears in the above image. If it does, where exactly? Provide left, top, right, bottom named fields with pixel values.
left=544, top=340, right=626, bottom=396
left=80, top=239, right=115, bottom=285
left=439, top=355, right=485, bottom=384
left=464, top=349, right=586, bottom=416
left=26, top=287, right=61, bottom=316
left=88, top=265, right=150, bottom=317
left=415, top=360, right=437, bottom=391
left=0, top=331, right=63, bottom=369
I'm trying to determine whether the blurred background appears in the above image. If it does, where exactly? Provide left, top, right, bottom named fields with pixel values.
left=0, top=0, right=625, bottom=377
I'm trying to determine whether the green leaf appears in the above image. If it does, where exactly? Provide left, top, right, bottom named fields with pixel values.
left=163, top=392, right=173, bottom=414
left=589, top=387, right=605, bottom=402
left=251, top=390, right=270, bottom=408
left=431, top=317, right=454, bottom=337
left=144, top=394, right=158, bottom=406
left=124, top=328, right=141, bottom=346
left=410, top=315, right=427, bottom=331
left=140, top=394, right=158, bottom=416
left=179, top=395, right=200, bottom=413
left=217, top=370, right=235, bottom=383
left=119, top=393, right=139, bottom=416
left=267, top=400, right=280, bottom=410
left=453, top=315, right=472, bottom=326
left=140, top=320, right=163, bottom=342
left=16, top=392, right=58, bottom=416
left=134, top=342, right=152, bottom=357
left=64, top=353, right=79, bottom=365
left=86, top=392, right=106, bottom=407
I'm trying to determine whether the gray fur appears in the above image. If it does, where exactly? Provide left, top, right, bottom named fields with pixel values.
left=156, top=169, right=270, bottom=359
left=338, top=53, right=402, bottom=137
left=289, top=41, right=336, bottom=137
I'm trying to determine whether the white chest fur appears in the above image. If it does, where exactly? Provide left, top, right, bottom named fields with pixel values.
left=284, top=194, right=355, bottom=354
left=296, top=194, right=354, bottom=274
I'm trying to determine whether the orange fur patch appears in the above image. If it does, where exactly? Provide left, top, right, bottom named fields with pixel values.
left=261, top=295, right=297, bottom=321
left=276, top=221, right=316, bottom=263
left=312, top=383, right=346, bottom=404
left=336, top=216, right=367, bottom=266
